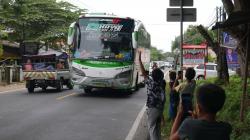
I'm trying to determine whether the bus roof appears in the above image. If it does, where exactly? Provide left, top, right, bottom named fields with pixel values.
left=79, top=13, right=136, bottom=21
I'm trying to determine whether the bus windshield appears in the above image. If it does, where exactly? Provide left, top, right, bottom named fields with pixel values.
left=74, top=17, right=134, bottom=61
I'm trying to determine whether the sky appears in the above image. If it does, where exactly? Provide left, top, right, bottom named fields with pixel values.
left=64, top=0, right=222, bottom=52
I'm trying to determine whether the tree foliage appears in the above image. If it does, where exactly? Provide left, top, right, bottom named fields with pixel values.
left=150, top=46, right=164, bottom=61
left=184, top=25, right=205, bottom=45
left=171, top=36, right=180, bottom=52
left=197, top=25, right=230, bottom=84
left=150, top=46, right=174, bottom=61
left=0, top=0, right=84, bottom=44
left=171, top=25, right=217, bottom=51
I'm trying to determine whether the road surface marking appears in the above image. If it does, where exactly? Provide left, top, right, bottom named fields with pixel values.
left=56, top=93, right=76, bottom=100
left=125, top=104, right=147, bottom=140
left=0, top=88, right=26, bottom=95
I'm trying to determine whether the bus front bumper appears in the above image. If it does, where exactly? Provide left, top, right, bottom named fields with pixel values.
left=71, top=74, right=131, bottom=89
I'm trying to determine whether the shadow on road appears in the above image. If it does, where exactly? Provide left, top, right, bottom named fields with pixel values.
left=25, top=88, right=73, bottom=95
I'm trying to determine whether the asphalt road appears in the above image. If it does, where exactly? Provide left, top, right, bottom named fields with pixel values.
left=0, top=86, right=147, bottom=140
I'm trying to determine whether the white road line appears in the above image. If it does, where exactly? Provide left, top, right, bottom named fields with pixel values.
left=0, top=88, right=26, bottom=95
left=125, top=104, right=147, bottom=140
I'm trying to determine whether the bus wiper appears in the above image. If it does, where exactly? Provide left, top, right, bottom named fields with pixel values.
left=88, top=56, right=105, bottom=59
left=92, top=56, right=114, bottom=59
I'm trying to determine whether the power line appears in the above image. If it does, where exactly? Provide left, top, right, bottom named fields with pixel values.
left=145, top=23, right=180, bottom=26
left=70, top=0, right=96, bottom=11
left=206, top=14, right=216, bottom=27
left=72, top=0, right=116, bottom=14
left=205, top=8, right=216, bottom=27
left=207, top=19, right=217, bottom=29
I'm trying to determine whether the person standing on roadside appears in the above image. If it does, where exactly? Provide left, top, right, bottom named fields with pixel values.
left=139, top=51, right=166, bottom=140
left=168, top=71, right=179, bottom=121
left=152, top=62, right=158, bottom=70
left=173, top=67, right=196, bottom=122
left=170, top=84, right=232, bottom=140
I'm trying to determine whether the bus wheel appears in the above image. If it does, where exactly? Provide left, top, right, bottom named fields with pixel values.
left=84, top=88, right=92, bottom=94
left=127, top=89, right=133, bottom=95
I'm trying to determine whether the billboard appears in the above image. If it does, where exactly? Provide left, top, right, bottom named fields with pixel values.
left=183, top=49, right=205, bottom=65
left=226, top=48, right=240, bottom=70
left=223, top=33, right=240, bottom=70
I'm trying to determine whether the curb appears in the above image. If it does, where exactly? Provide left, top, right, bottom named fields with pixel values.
left=0, top=82, right=25, bottom=92
left=125, top=104, right=149, bottom=140
left=0, top=88, right=26, bottom=94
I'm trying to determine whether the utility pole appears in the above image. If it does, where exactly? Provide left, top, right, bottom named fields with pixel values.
left=167, top=0, right=196, bottom=75
left=216, top=7, right=220, bottom=43
left=180, top=0, right=183, bottom=72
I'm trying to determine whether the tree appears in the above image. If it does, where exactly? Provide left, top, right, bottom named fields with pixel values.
left=197, top=25, right=229, bottom=84
left=163, top=52, right=175, bottom=59
left=221, top=0, right=250, bottom=76
left=150, top=46, right=165, bottom=61
left=184, top=25, right=205, bottom=45
left=171, top=36, right=180, bottom=52
left=0, top=0, right=84, bottom=46
left=171, top=25, right=216, bottom=52
left=220, top=0, right=250, bottom=122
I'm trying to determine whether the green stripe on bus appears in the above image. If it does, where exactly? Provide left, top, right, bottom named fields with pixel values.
left=73, top=59, right=133, bottom=68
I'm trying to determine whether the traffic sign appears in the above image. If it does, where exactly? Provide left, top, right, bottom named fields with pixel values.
left=167, top=8, right=196, bottom=22
left=170, top=0, right=193, bottom=6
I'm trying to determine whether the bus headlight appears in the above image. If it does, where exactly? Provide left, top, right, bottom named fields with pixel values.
left=115, top=70, right=132, bottom=86
left=115, top=70, right=132, bottom=79
left=72, top=67, right=86, bottom=76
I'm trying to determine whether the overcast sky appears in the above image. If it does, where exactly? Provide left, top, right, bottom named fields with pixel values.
left=65, top=0, right=222, bottom=52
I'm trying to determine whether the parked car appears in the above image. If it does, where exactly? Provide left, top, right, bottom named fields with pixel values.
left=194, top=63, right=236, bottom=80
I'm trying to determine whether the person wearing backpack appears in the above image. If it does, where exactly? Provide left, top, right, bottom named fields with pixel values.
left=139, top=52, right=166, bottom=140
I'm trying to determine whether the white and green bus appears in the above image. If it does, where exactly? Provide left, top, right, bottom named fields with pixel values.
left=67, top=13, right=150, bottom=93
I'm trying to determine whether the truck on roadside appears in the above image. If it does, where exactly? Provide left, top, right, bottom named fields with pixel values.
left=21, top=41, right=73, bottom=93
left=22, top=51, right=73, bottom=93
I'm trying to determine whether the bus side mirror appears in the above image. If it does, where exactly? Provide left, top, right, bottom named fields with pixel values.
left=132, top=31, right=138, bottom=48
left=67, top=22, right=76, bottom=45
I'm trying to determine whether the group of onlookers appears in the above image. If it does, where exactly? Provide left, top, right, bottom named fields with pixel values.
left=139, top=52, right=232, bottom=140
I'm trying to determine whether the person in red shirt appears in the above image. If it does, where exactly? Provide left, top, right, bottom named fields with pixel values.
left=24, top=59, right=33, bottom=71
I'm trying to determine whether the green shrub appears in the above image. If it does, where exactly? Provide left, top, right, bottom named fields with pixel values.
left=162, top=76, right=250, bottom=140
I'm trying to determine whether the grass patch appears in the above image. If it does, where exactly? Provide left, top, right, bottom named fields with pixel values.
left=162, top=75, right=250, bottom=140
